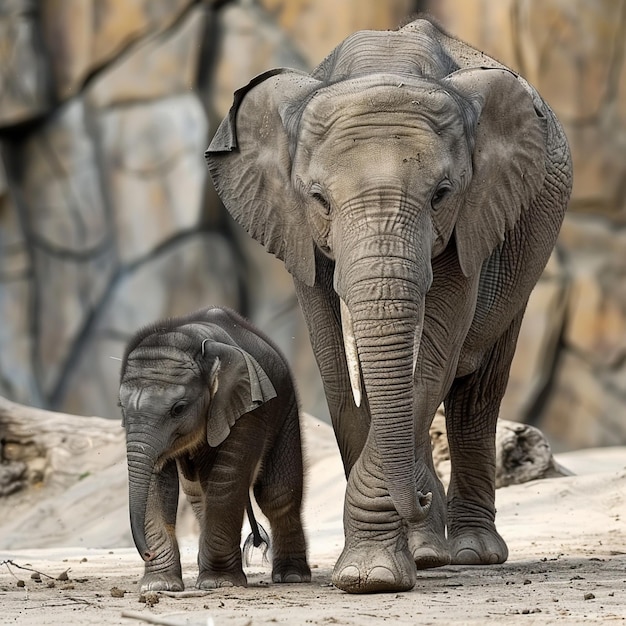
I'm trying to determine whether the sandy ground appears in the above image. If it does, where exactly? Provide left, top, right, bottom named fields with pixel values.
left=1, top=417, right=625, bottom=625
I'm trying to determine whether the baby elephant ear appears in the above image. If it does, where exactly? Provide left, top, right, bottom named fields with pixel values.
left=205, top=343, right=277, bottom=448
left=444, top=68, right=547, bottom=277
left=206, top=69, right=322, bottom=287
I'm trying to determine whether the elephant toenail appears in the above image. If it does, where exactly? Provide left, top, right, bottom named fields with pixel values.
left=367, top=566, right=395, bottom=586
left=335, top=565, right=361, bottom=587
left=282, top=573, right=303, bottom=583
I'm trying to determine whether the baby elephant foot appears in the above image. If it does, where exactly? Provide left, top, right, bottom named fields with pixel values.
left=196, top=568, right=247, bottom=589
left=272, top=557, right=311, bottom=584
left=332, top=538, right=416, bottom=594
left=139, top=571, right=184, bottom=593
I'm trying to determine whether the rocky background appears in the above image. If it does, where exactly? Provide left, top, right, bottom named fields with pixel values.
left=0, top=0, right=624, bottom=452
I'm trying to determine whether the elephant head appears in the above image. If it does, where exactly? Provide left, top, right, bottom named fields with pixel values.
left=206, top=25, right=546, bottom=523
left=119, top=320, right=277, bottom=561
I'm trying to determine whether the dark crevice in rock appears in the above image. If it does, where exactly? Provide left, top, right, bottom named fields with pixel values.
left=77, top=1, right=204, bottom=99
left=47, top=227, right=212, bottom=409
left=36, top=132, right=90, bottom=242
left=1, top=143, right=44, bottom=406
left=47, top=258, right=121, bottom=411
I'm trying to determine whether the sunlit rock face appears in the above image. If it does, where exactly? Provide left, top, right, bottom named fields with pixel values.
left=1, top=0, right=625, bottom=450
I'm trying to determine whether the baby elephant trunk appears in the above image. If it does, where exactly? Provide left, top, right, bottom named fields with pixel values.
left=127, top=440, right=158, bottom=562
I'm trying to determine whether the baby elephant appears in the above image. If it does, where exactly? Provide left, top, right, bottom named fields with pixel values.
left=119, top=306, right=311, bottom=591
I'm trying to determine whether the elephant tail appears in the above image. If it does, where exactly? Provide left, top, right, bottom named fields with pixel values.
left=242, top=497, right=271, bottom=566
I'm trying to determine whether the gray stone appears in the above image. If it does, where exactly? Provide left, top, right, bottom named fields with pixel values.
left=1, top=97, right=115, bottom=405
left=86, top=5, right=205, bottom=108
left=501, top=251, right=568, bottom=423
left=539, top=351, right=626, bottom=451
left=40, top=0, right=195, bottom=101
left=97, top=93, right=208, bottom=264
left=60, top=232, right=241, bottom=419
left=0, top=0, right=51, bottom=126
left=208, top=2, right=309, bottom=117
left=233, top=226, right=328, bottom=423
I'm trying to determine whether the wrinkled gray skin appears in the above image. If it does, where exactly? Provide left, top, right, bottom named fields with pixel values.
left=119, top=307, right=311, bottom=591
left=206, top=18, right=572, bottom=593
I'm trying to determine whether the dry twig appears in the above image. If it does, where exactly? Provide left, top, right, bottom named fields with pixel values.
left=121, top=610, right=216, bottom=626
left=1, top=559, right=57, bottom=581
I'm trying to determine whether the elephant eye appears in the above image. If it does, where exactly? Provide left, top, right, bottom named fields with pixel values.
left=170, top=401, right=187, bottom=417
left=431, top=182, right=452, bottom=209
left=309, top=184, right=331, bottom=215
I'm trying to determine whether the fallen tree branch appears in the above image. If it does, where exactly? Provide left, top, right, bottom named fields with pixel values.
left=157, top=590, right=213, bottom=598
left=0, top=395, right=124, bottom=494
left=2, top=559, right=71, bottom=582
left=430, top=408, right=572, bottom=489
left=121, top=610, right=217, bottom=626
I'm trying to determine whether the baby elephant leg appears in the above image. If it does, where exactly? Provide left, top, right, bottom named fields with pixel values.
left=196, top=501, right=248, bottom=589
left=139, top=461, right=184, bottom=592
left=255, top=406, right=311, bottom=583
left=195, top=439, right=256, bottom=589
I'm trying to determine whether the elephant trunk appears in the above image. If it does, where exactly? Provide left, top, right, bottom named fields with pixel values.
left=337, top=250, right=432, bottom=523
left=126, top=440, right=159, bottom=562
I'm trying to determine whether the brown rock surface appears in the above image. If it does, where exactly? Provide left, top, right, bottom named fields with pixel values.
left=0, top=0, right=51, bottom=126
left=0, top=0, right=625, bottom=451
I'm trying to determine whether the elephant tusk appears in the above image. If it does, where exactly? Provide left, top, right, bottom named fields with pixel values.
left=412, top=323, right=422, bottom=378
left=340, top=298, right=362, bottom=408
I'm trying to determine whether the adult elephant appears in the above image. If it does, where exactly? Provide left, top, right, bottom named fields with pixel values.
left=206, top=18, right=572, bottom=593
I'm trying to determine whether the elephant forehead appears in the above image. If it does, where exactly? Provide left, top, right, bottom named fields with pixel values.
left=120, top=383, right=187, bottom=412
left=301, top=79, right=466, bottom=138
left=123, top=346, right=201, bottom=386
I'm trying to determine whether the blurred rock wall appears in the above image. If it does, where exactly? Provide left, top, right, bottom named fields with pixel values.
left=431, top=0, right=626, bottom=450
left=0, top=0, right=624, bottom=451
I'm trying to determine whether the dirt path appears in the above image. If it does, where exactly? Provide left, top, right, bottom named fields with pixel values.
left=1, top=417, right=625, bottom=625
left=1, top=547, right=625, bottom=625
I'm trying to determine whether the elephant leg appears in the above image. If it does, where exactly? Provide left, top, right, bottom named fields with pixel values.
left=406, top=437, right=450, bottom=570
left=196, top=500, right=247, bottom=589
left=444, top=310, right=525, bottom=565
left=196, top=426, right=260, bottom=589
left=253, top=399, right=311, bottom=583
left=294, top=265, right=370, bottom=476
left=176, top=460, right=205, bottom=525
left=140, top=460, right=184, bottom=592
left=332, top=430, right=417, bottom=593
left=407, top=248, right=477, bottom=570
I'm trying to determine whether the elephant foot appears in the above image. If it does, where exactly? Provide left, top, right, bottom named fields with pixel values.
left=196, top=568, right=247, bottom=589
left=449, top=528, right=508, bottom=565
left=139, top=571, right=184, bottom=593
left=448, top=499, right=508, bottom=565
left=408, top=535, right=451, bottom=570
left=332, top=538, right=416, bottom=594
left=272, top=557, right=311, bottom=583
left=406, top=493, right=450, bottom=569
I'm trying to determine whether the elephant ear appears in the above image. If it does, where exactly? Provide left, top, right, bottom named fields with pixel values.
left=444, top=68, right=547, bottom=277
left=205, top=343, right=277, bottom=448
left=206, top=69, right=322, bottom=287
